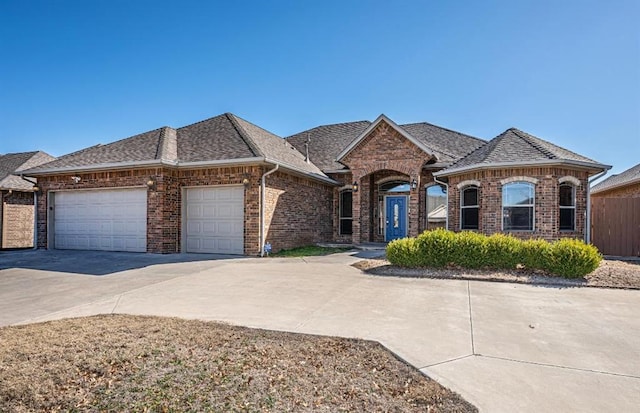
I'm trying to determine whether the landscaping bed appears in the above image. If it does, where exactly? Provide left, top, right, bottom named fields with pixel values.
left=0, top=315, right=476, bottom=412
left=355, top=258, right=640, bottom=290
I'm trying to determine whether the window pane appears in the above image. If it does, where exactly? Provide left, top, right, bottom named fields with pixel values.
left=503, top=206, right=533, bottom=230
left=461, top=208, right=479, bottom=230
left=381, top=181, right=410, bottom=193
left=340, top=219, right=352, bottom=235
left=340, top=191, right=352, bottom=218
left=462, top=187, right=478, bottom=206
left=560, top=209, right=575, bottom=231
left=427, top=185, right=447, bottom=227
left=503, top=183, right=534, bottom=206
left=559, top=185, right=574, bottom=206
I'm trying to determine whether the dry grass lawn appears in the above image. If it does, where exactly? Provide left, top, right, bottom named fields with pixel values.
left=0, top=315, right=476, bottom=412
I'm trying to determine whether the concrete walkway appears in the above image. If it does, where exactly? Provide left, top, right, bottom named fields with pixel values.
left=1, top=250, right=638, bottom=412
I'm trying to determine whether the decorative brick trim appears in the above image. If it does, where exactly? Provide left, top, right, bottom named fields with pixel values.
left=375, top=175, right=409, bottom=185
left=500, top=176, right=539, bottom=185
left=559, top=176, right=581, bottom=186
left=456, top=179, right=481, bottom=189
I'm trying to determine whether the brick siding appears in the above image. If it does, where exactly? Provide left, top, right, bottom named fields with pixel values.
left=446, top=167, right=589, bottom=241
left=264, top=171, right=333, bottom=252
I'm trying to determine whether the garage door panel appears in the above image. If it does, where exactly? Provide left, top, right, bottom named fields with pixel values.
left=54, top=188, right=147, bottom=253
left=185, top=186, right=244, bottom=254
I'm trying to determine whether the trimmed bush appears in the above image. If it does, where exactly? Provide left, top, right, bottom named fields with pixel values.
left=386, top=237, right=422, bottom=268
left=544, top=238, right=602, bottom=278
left=484, top=233, right=523, bottom=269
left=415, top=228, right=457, bottom=267
left=451, top=231, right=487, bottom=269
left=385, top=229, right=601, bottom=278
left=520, top=239, right=550, bottom=270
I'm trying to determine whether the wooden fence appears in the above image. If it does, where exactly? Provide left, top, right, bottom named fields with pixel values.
left=591, top=197, right=640, bottom=257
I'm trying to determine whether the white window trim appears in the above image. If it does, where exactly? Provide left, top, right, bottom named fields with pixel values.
left=559, top=183, right=576, bottom=231
left=460, top=186, right=479, bottom=230
left=502, top=182, right=535, bottom=232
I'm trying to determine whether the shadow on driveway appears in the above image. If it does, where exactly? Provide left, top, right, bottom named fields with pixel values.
left=0, top=249, right=239, bottom=276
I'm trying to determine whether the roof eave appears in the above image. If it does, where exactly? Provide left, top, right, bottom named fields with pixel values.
left=434, top=160, right=611, bottom=177
left=263, top=158, right=338, bottom=186
left=335, top=114, right=434, bottom=161
left=591, top=176, right=640, bottom=194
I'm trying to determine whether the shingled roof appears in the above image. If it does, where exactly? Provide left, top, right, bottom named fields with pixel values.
left=591, top=162, right=640, bottom=194
left=24, top=113, right=327, bottom=180
left=0, top=151, right=55, bottom=190
left=286, top=121, right=372, bottom=171
left=286, top=117, right=485, bottom=172
left=436, top=128, right=608, bottom=176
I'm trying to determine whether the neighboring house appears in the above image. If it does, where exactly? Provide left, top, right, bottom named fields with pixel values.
left=590, top=163, right=640, bottom=256
left=0, top=151, right=56, bottom=248
left=23, top=113, right=609, bottom=255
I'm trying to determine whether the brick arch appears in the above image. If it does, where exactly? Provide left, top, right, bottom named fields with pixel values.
left=559, top=176, right=581, bottom=186
left=375, top=174, right=410, bottom=185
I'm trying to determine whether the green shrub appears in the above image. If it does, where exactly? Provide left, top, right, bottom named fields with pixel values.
left=415, top=228, right=457, bottom=267
left=544, top=238, right=602, bottom=278
left=386, top=237, right=422, bottom=267
left=520, top=239, right=551, bottom=270
left=484, top=233, right=523, bottom=269
left=451, top=231, right=487, bottom=269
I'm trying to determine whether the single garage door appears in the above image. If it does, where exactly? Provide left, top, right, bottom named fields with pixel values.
left=185, top=186, right=244, bottom=254
left=53, top=188, right=147, bottom=252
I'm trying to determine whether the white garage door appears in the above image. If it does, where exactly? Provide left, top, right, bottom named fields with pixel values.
left=54, top=188, right=147, bottom=252
left=185, top=186, right=244, bottom=254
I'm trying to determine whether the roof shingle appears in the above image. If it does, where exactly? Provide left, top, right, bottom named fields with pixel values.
left=591, top=162, right=640, bottom=193
left=437, top=128, right=604, bottom=175
left=0, top=151, right=55, bottom=190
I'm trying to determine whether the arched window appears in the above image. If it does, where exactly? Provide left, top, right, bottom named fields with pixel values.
left=559, top=183, right=575, bottom=231
left=460, top=186, right=479, bottom=230
left=339, top=190, right=353, bottom=235
left=502, top=182, right=535, bottom=231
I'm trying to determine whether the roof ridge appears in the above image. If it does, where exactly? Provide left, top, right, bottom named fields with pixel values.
left=509, top=128, right=556, bottom=159
left=157, top=126, right=178, bottom=162
left=225, top=113, right=263, bottom=157
left=401, top=121, right=486, bottom=143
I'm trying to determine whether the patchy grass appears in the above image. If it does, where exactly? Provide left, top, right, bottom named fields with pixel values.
left=271, top=245, right=352, bottom=257
left=0, top=315, right=476, bottom=412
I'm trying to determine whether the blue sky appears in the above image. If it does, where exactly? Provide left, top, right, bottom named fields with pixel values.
left=1, top=0, right=638, bottom=175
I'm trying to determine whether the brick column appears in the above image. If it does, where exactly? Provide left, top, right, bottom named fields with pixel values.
left=409, top=174, right=420, bottom=237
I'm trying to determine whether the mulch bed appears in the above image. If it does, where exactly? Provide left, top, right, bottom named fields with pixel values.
left=354, top=258, right=640, bottom=290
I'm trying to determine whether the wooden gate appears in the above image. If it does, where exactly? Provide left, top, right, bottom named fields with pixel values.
left=591, top=197, right=640, bottom=256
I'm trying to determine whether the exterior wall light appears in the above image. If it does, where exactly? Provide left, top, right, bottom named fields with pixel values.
left=352, top=181, right=359, bottom=192
left=146, top=177, right=156, bottom=190
left=71, top=176, right=81, bottom=183
left=411, top=178, right=417, bottom=190
left=242, top=178, right=250, bottom=187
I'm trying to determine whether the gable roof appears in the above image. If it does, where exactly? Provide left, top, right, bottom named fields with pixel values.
left=591, top=162, right=640, bottom=194
left=435, top=128, right=609, bottom=177
left=286, top=116, right=485, bottom=172
left=336, top=114, right=435, bottom=162
left=0, top=151, right=56, bottom=191
left=23, top=113, right=330, bottom=182
left=286, top=120, right=372, bottom=171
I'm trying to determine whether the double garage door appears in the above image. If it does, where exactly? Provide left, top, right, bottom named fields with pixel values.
left=52, top=186, right=244, bottom=254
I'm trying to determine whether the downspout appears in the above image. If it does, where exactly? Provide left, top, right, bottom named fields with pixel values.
left=585, top=169, right=610, bottom=244
left=433, top=176, right=449, bottom=230
left=260, top=164, right=279, bottom=256
left=21, top=175, right=39, bottom=250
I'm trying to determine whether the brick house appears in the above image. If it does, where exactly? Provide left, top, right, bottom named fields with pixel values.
left=24, top=113, right=609, bottom=255
left=590, top=163, right=640, bottom=256
left=0, top=151, right=55, bottom=248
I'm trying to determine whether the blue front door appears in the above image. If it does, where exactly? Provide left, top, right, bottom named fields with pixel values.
left=385, top=196, right=407, bottom=241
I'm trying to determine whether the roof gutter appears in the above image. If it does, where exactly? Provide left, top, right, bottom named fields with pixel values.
left=585, top=167, right=611, bottom=244
left=434, top=159, right=611, bottom=177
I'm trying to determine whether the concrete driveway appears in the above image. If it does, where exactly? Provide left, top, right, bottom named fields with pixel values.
left=1, top=249, right=638, bottom=412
